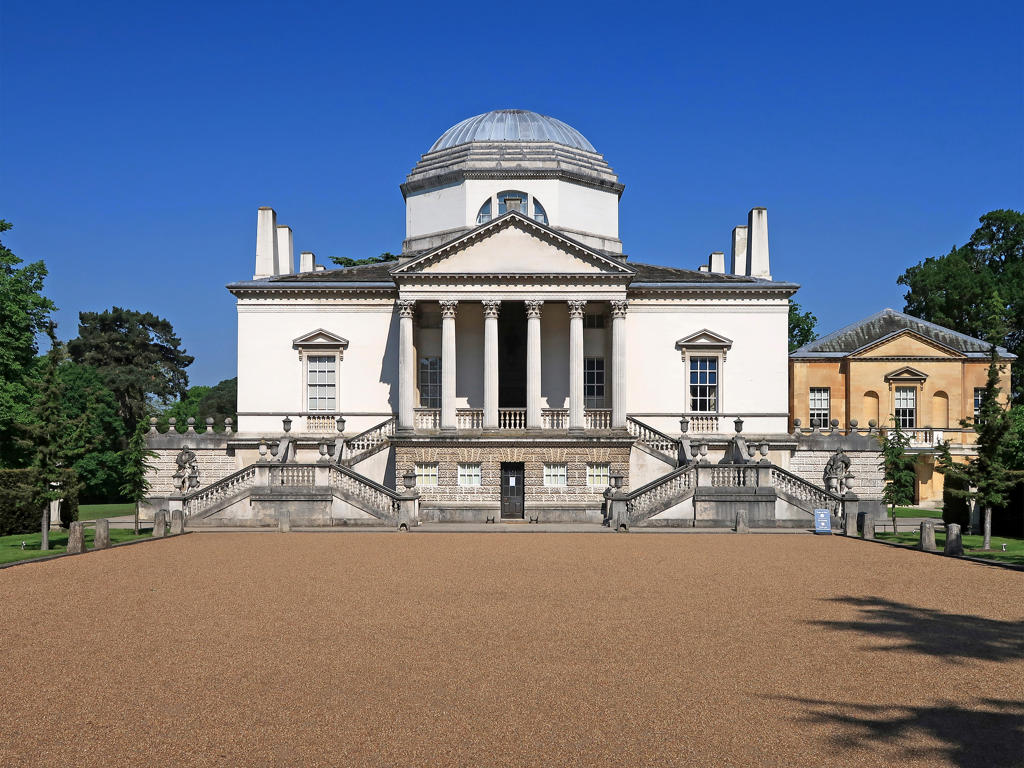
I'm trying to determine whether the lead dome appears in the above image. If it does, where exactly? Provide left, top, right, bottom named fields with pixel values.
left=429, top=109, right=597, bottom=153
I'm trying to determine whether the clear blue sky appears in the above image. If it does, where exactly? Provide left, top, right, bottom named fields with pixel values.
left=2, top=0, right=1022, bottom=386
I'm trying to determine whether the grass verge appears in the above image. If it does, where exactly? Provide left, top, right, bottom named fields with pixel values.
left=0, top=528, right=149, bottom=565
left=891, top=506, right=943, bottom=519
left=77, top=502, right=135, bottom=521
left=875, top=530, right=1024, bottom=567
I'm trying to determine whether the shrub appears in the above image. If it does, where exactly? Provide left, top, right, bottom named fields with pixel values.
left=942, top=474, right=971, bottom=529
left=0, top=469, right=43, bottom=536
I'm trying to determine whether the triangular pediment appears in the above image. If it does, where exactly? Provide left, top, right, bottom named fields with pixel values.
left=884, top=366, right=929, bottom=382
left=851, top=330, right=963, bottom=359
left=675, top=329, right=734, bottom=349
left=292, top=329, right=349, bottom=348
left=391, top=212, right=634, bottom=277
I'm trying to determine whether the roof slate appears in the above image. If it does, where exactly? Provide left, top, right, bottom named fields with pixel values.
left=791, top=308, right=1014, bottom=358
left=271, top=261, right=399, bottom=283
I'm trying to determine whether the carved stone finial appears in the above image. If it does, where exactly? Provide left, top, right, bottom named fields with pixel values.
left=205, top=417, right=214, bottom=432
left=525, top=299, right=544, bottom=319
left=610, top=300, right=629, bottom=318
left=397, top=299, right=416, bottom=318
left=224, top=418, right=233, bottom=434
left=482, top=300, right=501, bottom=319
left=567, top=300, right=587, bottom=319
left=439, top=300, right=459, bottom=318
left=186, top=417, right=196, bottom=434
left=148, top=416, right=158, bottom=434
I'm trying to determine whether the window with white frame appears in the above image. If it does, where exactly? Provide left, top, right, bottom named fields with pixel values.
left=543, top=463, right=567, bottom=486
left=476, top=198, right=492, bottom=225
left=689, top=356, right=718, bottom=413
left=457, top=463, right=482, bottom=487
left=415, top=463, right=438, bottom=486
left=974, top=387, right=986, bottom=418
left=307, top=355, right=336, bottom=411
left=586, top=463, right=610, bottom=488
left=809, top=387, right=830, bottom=429
left=419, top=357, right=441, bottom=409
left=895, top=386, right=917, bottom=429
left=584, top=357, right=605, bottom=408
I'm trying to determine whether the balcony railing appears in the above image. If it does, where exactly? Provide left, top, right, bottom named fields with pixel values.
left=409, top=407, right=615, bottom=431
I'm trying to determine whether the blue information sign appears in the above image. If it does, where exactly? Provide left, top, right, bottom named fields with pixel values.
left=813, top=509, right=832, bottom=535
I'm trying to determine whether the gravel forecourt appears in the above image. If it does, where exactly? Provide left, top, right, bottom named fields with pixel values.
left=1, top=533, right=1021, bottom=767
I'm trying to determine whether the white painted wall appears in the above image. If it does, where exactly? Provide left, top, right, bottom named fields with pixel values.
left=236, top=300, right=398, bottom=434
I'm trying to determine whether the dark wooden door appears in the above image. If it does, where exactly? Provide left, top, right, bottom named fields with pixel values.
left=500, top=462, right=525, bottom=519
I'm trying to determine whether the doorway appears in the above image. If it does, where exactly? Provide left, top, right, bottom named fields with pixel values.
left=500, top=462, right=525, bottom=519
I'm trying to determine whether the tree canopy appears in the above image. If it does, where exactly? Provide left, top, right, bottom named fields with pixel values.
left=898, top=209, right=1024, bottom=397
left=329, top=253, right=397, bottom=267
left=788, top=301, right=818, bottom=352
left=160, top=377, right=237, bottom=431
left=68, top=307, right=194, bottom=438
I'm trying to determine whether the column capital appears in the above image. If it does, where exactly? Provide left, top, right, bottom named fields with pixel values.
left=397, top=299, right=416, bottom=318
left=525, top=299, right=544, bottom=319
left=610, top=299, right=629, bottom=318
left=482, top=300, right=501, bottom=318
left=439, top=299, right=459, bottom=318
left=567, top=300, right=587, bottom=319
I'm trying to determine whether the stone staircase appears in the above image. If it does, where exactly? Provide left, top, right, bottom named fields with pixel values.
left=626, top=417, right=680, bottom=465
left=610, top=461, right=847, bottom=529
left=181, top=460, right=413, bottom=527
left=337, top=417, right=395, bottom=466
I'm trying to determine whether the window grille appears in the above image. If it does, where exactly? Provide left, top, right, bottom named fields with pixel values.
left=457, top=464, right=482, bottom=487
left=584, top=357, right=605, bottom=408
left=533, top=198, right=548, bottom=224
left=689, top=357, right=718, bottom=413
left=415, top=463, right=438, bottom=487
left=543, top=463, right=567, bottom=486
left=809, top=387, right=830, bottom=429
left=974, top=387, right=985, bottom=418
left=307, top=355, right=336, bottom=411
left=419, top=357, right=441, bottom=408
left=895, top=386, right=917, bottom=429
left=586, top=464, right=610, bottom=488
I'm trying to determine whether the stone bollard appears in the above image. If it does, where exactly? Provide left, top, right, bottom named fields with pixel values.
left=152, top=510, right=167, bottom=538
left=919, top=520, right=937, bottom=552
left=93, top=518, right=111, bottom=549
left=734, top=509, right=749, bottom=534
left=862, top=518, right=875, bottom=540
left=66, top=522, right=85, bottom=554
left=844, top=509, right=857, bottom=537
left=278, top=509, right=291, bottom=533
left=169, top=509, right=184, bottom=535
left=944, top=523, right=963, bottom=556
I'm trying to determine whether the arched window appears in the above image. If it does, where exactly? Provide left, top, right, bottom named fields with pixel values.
left=476, top=199, right=491, bottom=225
left=497, top=190, right=527, bottom=215
left=533, top=198, right=548, bottom=225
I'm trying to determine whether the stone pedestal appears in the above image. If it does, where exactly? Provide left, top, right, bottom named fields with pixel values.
left=842, top=492, right=859, bottom=536
left=67, top=522, right=85, bottom=554
left=919, top=520, right=937, bottom=552
left=944, top=523, right=963, bottom=556
left=170, top=509, right=184, bottom=535
left=93, top=518, right=110, bottom=549
left=734, top=509, right=749, bottom=533
left=152, top=510, right=167, bottom=538
left=862, top=518, right=875, bottom=540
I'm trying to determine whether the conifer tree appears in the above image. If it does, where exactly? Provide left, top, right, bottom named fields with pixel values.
left=879, top=420, right=916, bottom=532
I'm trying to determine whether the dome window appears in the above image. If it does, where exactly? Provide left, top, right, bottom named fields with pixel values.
left=476, top=199, right=491, bottom=225
left=533, top=198, right=548, bottom=225
left=497, top=191, right=526, bottom=215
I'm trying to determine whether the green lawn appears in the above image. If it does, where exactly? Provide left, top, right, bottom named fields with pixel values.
left=875, top=530, right=1024, bottom=567
left=891, top=506, right=943, bottom=519
left=77, top=502, right=135, bottom=521
left=0, top=527, right=149, bottom=566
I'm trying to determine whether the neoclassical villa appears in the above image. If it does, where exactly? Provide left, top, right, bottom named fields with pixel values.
left=145, top=109, right=880, bottom=528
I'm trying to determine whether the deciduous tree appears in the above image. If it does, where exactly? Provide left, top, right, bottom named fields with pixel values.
left=879, top=421, right=916, bottom=532
left=788, top=301, right=818, bottom=352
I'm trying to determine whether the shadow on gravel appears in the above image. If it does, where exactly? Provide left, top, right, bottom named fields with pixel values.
left=779, top=696, right=1024, bottom=768
left=810, top=596, right=1024, bottom=661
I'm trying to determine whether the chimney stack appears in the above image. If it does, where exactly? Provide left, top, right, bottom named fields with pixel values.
left=709, top=251, right=725, bottom=273
left=731, top=226, right=748, bottom=275
left=254, top=207, right=279, bottom=279
left=300, top=251, right=316, bottom=273
left=276, top=225, right=294, bottom=275
left=746, top=207, right=771, bottom=279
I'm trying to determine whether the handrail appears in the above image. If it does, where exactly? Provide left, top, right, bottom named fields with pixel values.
left=345, top=416, right=395, bottom=447
left=622, top=463, right=695, bottom=500
left=626, top=416, right=679, bottom=447
left=182, top=464, right=256, bottom=502
left=328, top=461, right=405, bottom=500
left=769, top=465, right=843, bottom=503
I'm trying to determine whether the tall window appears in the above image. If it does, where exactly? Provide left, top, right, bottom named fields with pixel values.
left=974, top=387, right=986, bottom=418
left=307, top=355, right=336, bottom=411
left=419, top=357, right=441, bottom=408
left=895, top=386, right=917, bottom=429
left=584, top=357, right=605, bottom=408
left=809, top=387, right=830, bottom=429
left=689, top=357, right=718, bottom=413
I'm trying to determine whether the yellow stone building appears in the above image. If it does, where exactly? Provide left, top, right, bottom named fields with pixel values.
left=789, top=309, right=1014, bottom=506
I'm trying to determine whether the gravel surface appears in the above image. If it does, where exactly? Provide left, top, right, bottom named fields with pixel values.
left=1, top=533, right=1021, bottom=767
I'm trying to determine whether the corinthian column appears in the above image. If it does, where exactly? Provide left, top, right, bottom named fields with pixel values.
left=525, top=300, right=544, bottom=429
left=483, top=300, right=501, bottom=429
left=568, top=300, right=586, bottom=432
left=611, top=299, right=628, bottom=428
left=440, top=300, right=458, bottom=431
left=397, top=299, right=416, bottom=432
